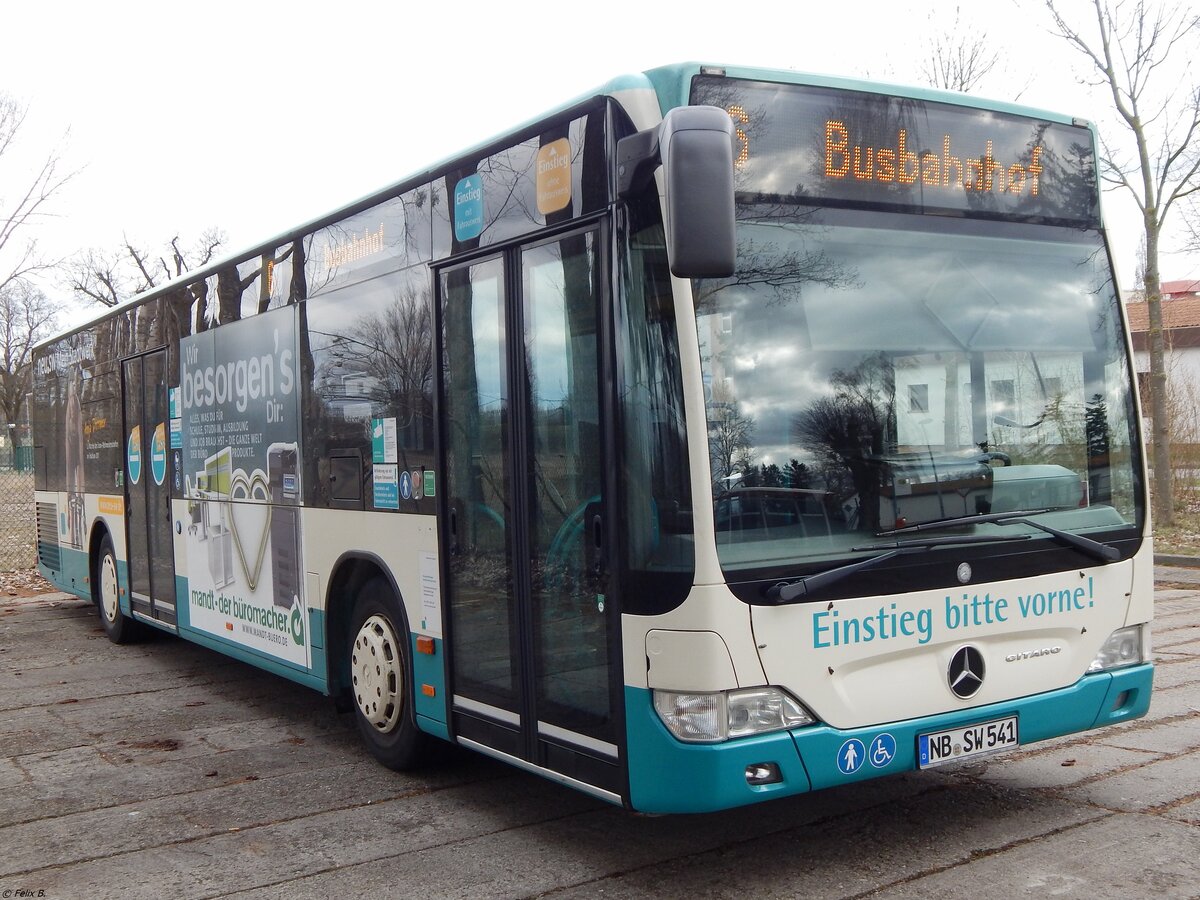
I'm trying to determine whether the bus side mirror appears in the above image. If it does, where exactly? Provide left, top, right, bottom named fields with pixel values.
left=617, top=106, right=736, bottom=278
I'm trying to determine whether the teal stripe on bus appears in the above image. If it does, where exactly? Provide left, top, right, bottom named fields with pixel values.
left=624, top=664, right=1153, bottom=814
left=625, top=685, right=812, bottom=814
left=791, top=664, right=1152, bottom=793
left=410, top=634, right=447, bottom=726
left=39, top=545, right=92, bottom=601
left=174, top=576, right=330, bottom=693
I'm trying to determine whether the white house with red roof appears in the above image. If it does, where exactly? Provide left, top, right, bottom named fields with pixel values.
left=1161, top=280, right=1200, bottom=300
left=1125, top=280, right=1200, bottom=424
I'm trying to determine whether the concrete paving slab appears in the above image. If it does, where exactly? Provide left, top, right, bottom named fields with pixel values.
left=31, top=774, right=607, bottom=900
left=1152, top=592, right=1200, bottom=614
left=458, top=782, right=1106, bottom=900
left=1098, top=713, right=1200, bottom=754
left=1156, top=622, right=1200, bottom=643
left=1160, top=798, right=1200, bottom=826
left=228, top=776, right=926, bottom=899
left=0, top=755, right=30, bottom=791
left=0, top=755, right=506, bottom=877
left=0, top=605, right=93, bottom=637
left=871, top=812, right=1200, bottom=899
left=1141, top=681, right=1200, bottom=718
left=0, top=583, right=1194, bottom=897
left=1150, top=656, right=1200, bottom=689
left=959, top=737, right=1160, bottom=791
left=0, top=664, right=238, bottom=711
left=0, top=676, right=294, bottom=755
left=0, top=729, right=356, bottom=825
left=1157, top=640, right=1200, bottom=658
left=1068, top=752, right=1200, bottom=811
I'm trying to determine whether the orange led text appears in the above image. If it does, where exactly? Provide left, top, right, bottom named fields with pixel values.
left=824, top=121, right=1043, bottom=196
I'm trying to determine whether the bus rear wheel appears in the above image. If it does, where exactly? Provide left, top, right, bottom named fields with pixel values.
left=95, top=534, right=142, bottom=644
left=347, top=578, right=429, bottom=770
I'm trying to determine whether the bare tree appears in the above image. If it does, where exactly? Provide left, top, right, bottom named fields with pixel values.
left=794, top=353, right=896, bottom=533
left=1043, top=0, right=1200, bottom=525
left=1184, top=207, right=1200, bottom=248
left=67, top=228, right=225, bottom=307
left=0, top=279, right=57, bottom=428
left=0, top=93, right=73, bottom=300
left=920, top=5, right=1003, bottom=93
left=709, top=402, right=755, bottom=488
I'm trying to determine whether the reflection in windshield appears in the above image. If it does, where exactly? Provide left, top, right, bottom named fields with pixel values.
left=697, top=207, right=1142, bottom=572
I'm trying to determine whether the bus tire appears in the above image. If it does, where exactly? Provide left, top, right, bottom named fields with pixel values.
left=347, top=578, right=429, bottom=770
left=95, top=534, right=142, bottom=644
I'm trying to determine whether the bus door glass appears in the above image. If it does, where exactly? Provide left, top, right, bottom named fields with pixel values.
left=440, top=227, right=619, bottom=789
left=122, top=349, right=176, bottom=624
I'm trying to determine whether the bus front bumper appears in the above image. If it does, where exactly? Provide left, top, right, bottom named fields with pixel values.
left=624, top=663, right=1152, bottom=814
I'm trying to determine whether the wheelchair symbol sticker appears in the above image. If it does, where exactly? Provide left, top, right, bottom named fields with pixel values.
left=869, top=733, right=897, bottom=768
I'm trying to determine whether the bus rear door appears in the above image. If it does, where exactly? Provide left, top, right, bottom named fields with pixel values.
left=122, top=348, right=177, bottom=626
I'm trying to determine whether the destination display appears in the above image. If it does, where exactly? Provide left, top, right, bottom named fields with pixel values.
left=691, top=75, right=1099, bottom=226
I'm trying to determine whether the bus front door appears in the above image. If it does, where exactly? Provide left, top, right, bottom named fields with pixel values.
left=122, top=349, right=177, bottom=626
left=440, top=227, right=621, bottom=798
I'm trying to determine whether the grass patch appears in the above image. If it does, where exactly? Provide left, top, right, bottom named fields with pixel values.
left=1153, top=497, right=1200, bottom=557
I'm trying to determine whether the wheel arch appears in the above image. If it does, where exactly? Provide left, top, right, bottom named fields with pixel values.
left=324, top=551, right=410, bottom=698
left=87, top=519, right=115, bottom=605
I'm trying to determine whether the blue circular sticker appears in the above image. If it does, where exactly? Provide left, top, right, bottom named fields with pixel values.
left=150, top=423, right=167, bottom=486
left=127, top=426, right=142, bottom=485
left=869, top=733, right=897, bottom=768
left=837, top=738, right=866, bottom=775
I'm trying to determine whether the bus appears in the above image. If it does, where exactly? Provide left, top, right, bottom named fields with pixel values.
left=31, top=63, right=1153, bottom=814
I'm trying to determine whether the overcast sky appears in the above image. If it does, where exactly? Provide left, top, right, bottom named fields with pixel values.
left=3, top=0, right=1197, bottom=329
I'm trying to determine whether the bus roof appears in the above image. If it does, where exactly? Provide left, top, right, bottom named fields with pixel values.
left=40, top=63, right=1091, bottom=350
left=641, top=62, right=1083, bottom=127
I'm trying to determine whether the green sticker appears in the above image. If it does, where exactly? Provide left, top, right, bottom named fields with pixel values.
left=423, top=470, right=436, bottom=497
left=291, top=606, right=305, bottom=646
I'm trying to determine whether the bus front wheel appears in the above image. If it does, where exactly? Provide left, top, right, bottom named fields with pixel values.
left=95, top=534, right=142, bottom=644
left=347, top=578, right=429, bottom=770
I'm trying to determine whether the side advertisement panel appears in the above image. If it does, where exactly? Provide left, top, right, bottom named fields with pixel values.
left=179, top=305, right=309, bottom=668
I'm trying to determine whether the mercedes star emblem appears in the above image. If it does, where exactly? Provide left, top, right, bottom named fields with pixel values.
left=948, top=645, right=985, bottom=698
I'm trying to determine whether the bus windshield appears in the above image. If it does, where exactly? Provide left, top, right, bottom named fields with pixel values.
left=695, top=206, right=1143, bottom=574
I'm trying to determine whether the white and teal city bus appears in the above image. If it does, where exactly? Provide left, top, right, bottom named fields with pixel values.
left=32, top=63, right=1153, bottom=813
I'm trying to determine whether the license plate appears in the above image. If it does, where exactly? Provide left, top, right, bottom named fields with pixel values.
left=918, top=716, right=1018, bottom=769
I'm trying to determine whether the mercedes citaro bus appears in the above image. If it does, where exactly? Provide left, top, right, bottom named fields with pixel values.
left=32, top=63, right=1152, bottom=813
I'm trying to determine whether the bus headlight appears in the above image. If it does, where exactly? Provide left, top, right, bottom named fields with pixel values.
left=653, top=687, right=814, bottom=743
left=1088, top=625, right=1149, bottom=673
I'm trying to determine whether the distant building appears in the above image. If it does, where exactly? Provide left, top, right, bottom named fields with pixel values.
left=1125, top=282, right=1200, bottom=444
left=1162, top=280, right=1200, bottom=300
left=1122, top=280, right=1200, bottom=305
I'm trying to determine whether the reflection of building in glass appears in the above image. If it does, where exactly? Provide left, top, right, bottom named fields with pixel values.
left=892, top=352, right=1081, bottom=451
left=694, top=204, right=1137, bottom=552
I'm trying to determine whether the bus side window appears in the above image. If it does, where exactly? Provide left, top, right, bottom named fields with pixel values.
left=617, top=194, right=695, bottom=614
left=303, top=265, right=436, bottom=513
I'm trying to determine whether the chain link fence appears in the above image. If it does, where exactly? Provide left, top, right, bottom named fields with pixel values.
left=0, top=448, right=36, bottom=572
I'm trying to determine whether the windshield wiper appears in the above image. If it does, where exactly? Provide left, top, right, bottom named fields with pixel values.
left=762, top=534, right=1031, bottom=604
left=878, top=509, right=1121, bottom=564
left=877, top=508, right=1053, bottom=534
